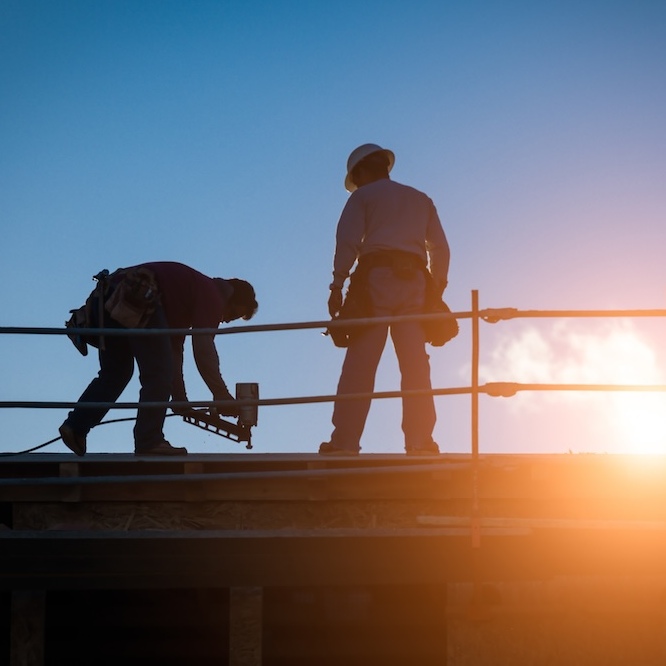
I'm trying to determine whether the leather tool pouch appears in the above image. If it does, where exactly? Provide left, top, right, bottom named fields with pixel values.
left=65, top=270, right=110, bottom=355
left=423, top=299, right=458, bottom=346
left=65, top=301, right=93, bottom=356
left=104, top=267, right=160, bottom=328
left=422, top=273, right=458, bottom=346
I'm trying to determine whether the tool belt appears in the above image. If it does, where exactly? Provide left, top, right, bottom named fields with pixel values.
left=423, top=294, right=458, bottom=347
left=327, top=250, right=458, bottom=348
left=65, top=267, right=161, bottom=356
left=65, top=269, right=110, bottom=355
left=104, top=266, right=160, bottom=329
left=358, top=250, right=427, bottom=277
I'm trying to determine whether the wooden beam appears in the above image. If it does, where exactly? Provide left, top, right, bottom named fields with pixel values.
left=2, top=526, right=666, bottom=590
left=10, top=590, right=44, bottom=666
left=229, top=587, right=262, bottom=666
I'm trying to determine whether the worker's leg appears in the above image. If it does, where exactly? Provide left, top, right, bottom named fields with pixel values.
left=64, top=336, right=134, bottom=435
left=131, top=308, right=173, bottom=452
left=391, top=321, right=436, bottom=449
left=387, top=270, right=437, bottom=450
left=330, top=323, right=389, bottom=451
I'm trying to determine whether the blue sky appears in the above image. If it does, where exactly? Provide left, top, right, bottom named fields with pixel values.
left=1, top=0, right=665, bottom=456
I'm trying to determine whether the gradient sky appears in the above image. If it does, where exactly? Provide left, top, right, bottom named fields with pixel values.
left=1, top=0, right=665, bottom=456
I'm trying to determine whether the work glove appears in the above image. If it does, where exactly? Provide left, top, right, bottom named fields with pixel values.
left=328, top=288, right=343, bottom=318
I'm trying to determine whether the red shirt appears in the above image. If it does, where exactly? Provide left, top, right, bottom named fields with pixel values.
left=135, top=261, right=233, bottom=402
left=142, top=261, right=227, bottom=328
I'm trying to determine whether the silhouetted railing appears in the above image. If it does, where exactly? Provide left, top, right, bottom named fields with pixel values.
left=2, top=289, right=666, bottom=458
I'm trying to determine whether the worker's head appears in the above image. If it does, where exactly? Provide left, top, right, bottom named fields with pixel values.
left=216, top=278, right=258, bottom=322
left=345, top=143, right=395, bottom=192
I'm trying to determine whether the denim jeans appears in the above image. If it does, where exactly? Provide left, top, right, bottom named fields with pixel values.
left=65, top=303, right=173, bottom=452
left=330, top=267, right=436, bottom=451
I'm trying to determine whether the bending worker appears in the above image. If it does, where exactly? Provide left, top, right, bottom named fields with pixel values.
left=59, top=261, right=258, bottom=456
left=320, top=143, right=450, bottom=456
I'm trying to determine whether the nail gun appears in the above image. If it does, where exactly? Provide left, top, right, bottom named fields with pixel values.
left=181, top=383, right=258, bottom=449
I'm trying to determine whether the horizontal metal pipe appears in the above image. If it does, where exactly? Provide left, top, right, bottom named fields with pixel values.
left=482, top=307, right=666, bottom=322
left=4, top=305, right=666, bottom=338
left=0, top=461, right=470, bottom=487
left=2, top=310, right=466, bottom=337
left=483, top=382, right=666, bottom=397
left=0, top=386, right=473, bottom=410
left=3, top=380, right=666, bottom=412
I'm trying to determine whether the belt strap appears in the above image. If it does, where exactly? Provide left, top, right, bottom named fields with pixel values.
left=359, top=250, right=426, bottom=271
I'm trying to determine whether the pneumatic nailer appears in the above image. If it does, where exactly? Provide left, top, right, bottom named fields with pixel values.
left=181, top=382, right=258, bottom=449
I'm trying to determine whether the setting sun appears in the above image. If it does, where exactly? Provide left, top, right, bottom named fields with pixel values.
left=596, top=328, right=666, bottom=454
left=610, top=392, right=666, bottom=454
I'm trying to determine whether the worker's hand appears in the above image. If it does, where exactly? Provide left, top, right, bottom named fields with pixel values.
left=328, top=288, right=343, bottom=318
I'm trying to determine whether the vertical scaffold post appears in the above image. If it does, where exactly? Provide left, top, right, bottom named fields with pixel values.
left=467, top=289, right=486, bottom=621
left=471, top=289, right=481, bottom=549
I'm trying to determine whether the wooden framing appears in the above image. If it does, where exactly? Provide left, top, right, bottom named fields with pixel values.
left=3, top=453, right=666, bottom=664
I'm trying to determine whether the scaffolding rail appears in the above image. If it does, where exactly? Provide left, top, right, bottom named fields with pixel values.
left=2, top=290, right=666, bottom=453
left=3, top=286, right=666, bottom=582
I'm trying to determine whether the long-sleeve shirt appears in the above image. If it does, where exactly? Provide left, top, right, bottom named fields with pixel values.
left=331, top=178, right=450, bottom=289
left=140, top=262, right=233, bottom=401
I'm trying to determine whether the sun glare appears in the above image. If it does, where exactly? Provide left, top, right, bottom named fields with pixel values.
left=480, top=321, right=666, bottom=454
left=611, top=392, right=666, bottom=454
left=594, top=328, right=666, bottom=454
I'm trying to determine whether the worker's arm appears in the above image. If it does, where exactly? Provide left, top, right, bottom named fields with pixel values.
left=425, top=201, right=450, bottom=294
left=169, top=335, right=189, bottom=413
left=331, top=193, right=364, bottom=290
left=192, top=334, right=238, bottom=416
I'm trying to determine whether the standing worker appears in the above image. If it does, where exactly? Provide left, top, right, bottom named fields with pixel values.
left=59, top=261, right=258, bottom=456
left=320, top=144, right=450, bottom=456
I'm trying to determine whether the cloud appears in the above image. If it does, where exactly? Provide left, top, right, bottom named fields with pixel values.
left=477, top=320, right=666, bottom=452
left=481, top=319, right=662, bottom=386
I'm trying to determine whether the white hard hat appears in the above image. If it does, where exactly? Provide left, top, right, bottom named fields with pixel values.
left=344, top=143, right=395, bottom=192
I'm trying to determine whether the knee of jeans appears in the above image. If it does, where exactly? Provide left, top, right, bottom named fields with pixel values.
left=115, top=362, right=135, bottom=387
left=97, top=362, right=134, bottom=393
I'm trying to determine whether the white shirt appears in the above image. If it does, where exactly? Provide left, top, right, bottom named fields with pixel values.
left=331, top=178, right=450, bottom=289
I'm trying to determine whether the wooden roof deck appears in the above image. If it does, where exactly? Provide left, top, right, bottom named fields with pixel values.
left=2, top=453, right=666, bottom=590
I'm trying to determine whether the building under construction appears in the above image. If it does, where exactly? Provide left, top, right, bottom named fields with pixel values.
left=3, top=297, right=666, bottom=665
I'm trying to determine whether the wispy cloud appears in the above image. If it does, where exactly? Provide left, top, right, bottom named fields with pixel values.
left=477, top=320, right=666, bottom=452
left=481, top=320, right=662, bottom=387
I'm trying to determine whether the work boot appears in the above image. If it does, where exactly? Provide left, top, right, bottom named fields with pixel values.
left=59, top=422, right=87, bottom=457
left=318, top=441, right=360, bottom=456
left=135, top=441, right=188, bottom=456
left=406, top=440, right=440, bottom=456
